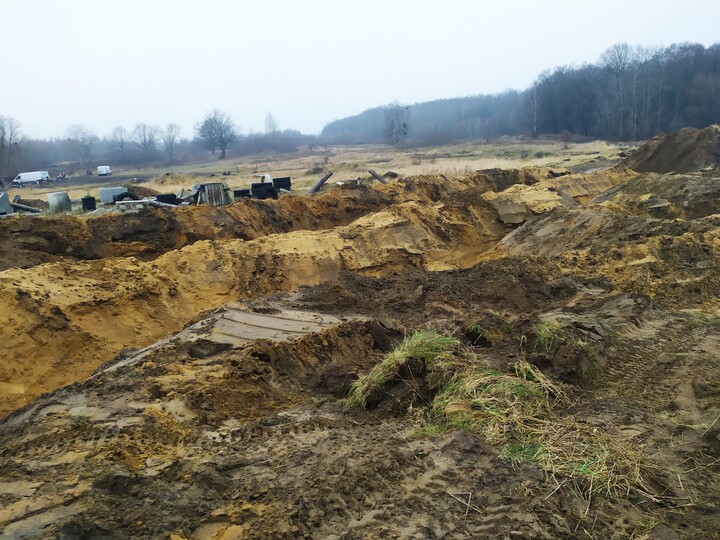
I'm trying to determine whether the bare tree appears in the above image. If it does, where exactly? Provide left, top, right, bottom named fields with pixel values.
left=133, top=123, right=158, bottom=153
left=196, top=109, right=238, bottom=159
left=66, top=124, right=95, bottom=167
left=385, top=103, right=410, bottom=148
left=601, top=43, right=633, bottom=140
left=161, top=123, right=181, bottom=162
left=110, top=126, right=129, bottom=152
left=0, top=116, right=21, bottom=175
left=264, top=112, right=278, bottom=134
left=525, top=79, right=543, bottom=138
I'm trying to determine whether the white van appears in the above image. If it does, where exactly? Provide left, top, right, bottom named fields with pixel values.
left=97, top=165, right=112, bottom=176
left=12, top=171, right=50, bottom=186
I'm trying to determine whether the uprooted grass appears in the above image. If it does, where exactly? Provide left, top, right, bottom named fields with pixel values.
left=533, top=320, right=567, bottom=352
left=347, top=330, right=459, bottom=408
left=463, top=309, right=514, bottom=347
left=349, top=330, right=656, bottom=499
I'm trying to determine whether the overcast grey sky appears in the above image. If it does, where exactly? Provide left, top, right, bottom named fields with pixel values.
left=3, top=0, right=719, bottom=140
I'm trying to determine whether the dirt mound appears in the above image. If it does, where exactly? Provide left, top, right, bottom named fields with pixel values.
left=124, top=184, right=160, bottom=197
left=0, top=186, right=394, bottom=271
left=1, top=277, right=717, bottom=538
left=481, top=168, right=635, bottom=224
left=0, top=171, right=541, bottom=273
left=0, top=194, right=512, bottom=416
left=0, top=170, right=560, bottom=273
left=372, top=166, right=558, bottom=202
left=592, top=170, right=720, bottom=219
left=292, top=257, right=573, bottom=327
left=1, top=161, right=720, bottom=539
left=621, top=124, right=720, bottom=173
left=471, top=165, right=569, bottom=189
left=499, top=205, right=720, bottom=308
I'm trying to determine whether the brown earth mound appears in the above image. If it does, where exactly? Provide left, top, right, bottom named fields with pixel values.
left=0, top=194, right=510, bottom=416
left=0, top=168, right=554, bottom=273
left=0, top=163, right=719, bottom=539
left=498, top=205, right=720, bottom=308
left=124, top=184, right=160, bottom=197
left=0, top=186, right=394, bottom=271
left=621, top=124, right=720, bottom=173
left=0, top=270, right=717, bottom=538
left=592, top=169, right=720, bottom=219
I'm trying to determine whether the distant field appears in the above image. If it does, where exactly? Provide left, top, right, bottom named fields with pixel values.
left=5, top=138, right=626, bottom=201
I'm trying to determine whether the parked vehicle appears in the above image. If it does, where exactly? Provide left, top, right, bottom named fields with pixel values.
left=12, top=171, right=50, bottom=186
left=97, top=165, right=112, bottom=176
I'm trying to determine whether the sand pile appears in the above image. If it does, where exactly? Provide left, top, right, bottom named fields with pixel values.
left=0, top=187, right=394, bottom=271
left=0, top=194, right=510, bottom=416
left=0, top=165, right=709, bottom=417
left=480, top=168, right=635, bottom=224
left=621, top=124, right=720, bottom=173
left=498, top=205, right=720, bottom=307
left=592, top=169, right=720, bottom=219
left=0, top=169, right=549, bottom=273
left=1, top=255, right=718, bottom=538
left=1, top=145, right=720, bottom=538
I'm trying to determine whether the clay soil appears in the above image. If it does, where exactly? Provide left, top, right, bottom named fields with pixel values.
left=0, top=138, right=719, bottom=539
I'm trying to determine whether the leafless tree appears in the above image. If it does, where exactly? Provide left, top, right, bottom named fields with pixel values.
left=196, top=109, right=238, bottom=159
left=133, top=123, right=158, bottom=153
left=385, top=103, right=410, bottom=148
left=601, top=43, right=633, bottom=140
left=0, top=116, right=21, bottom=175
left=161, top=123, right=181, bottom=162
left=525, top=79, right=544, bottom=138
left=264, top=112, right=278, bottom=134
left=66, top=124, right=95, bottom=167
left=110, top=126, right=129, bottom=152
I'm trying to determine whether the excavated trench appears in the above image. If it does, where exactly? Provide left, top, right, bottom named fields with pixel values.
left=1, top=159, right=719, bottom=539
left=0, top=167, right=552, bottom=272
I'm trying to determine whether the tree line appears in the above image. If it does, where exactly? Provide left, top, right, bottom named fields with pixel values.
left=0, top=111, right=316, bottom=179
left=321, top=42, right=720, bottom=146
left=3, top=41, right=719, bottom=178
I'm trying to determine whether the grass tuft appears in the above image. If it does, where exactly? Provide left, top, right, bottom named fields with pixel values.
left=533, top=320, right=567, bottom=352
left=351, top=329, right=655, bottom=499
left=346, top=330, right=458, bottom=409
left=683, top=310, right=720, bottom=328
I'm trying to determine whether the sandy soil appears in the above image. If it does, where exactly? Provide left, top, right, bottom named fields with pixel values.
left=0, top=136, right=719, bottom=539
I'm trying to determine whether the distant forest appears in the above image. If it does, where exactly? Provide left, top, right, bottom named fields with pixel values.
left=2, top=42, right=719, bottom=178
left=320, top=42, right=720, bottom=146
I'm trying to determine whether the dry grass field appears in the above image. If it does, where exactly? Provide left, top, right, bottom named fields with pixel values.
left=4, top=138, right=623, bottom=202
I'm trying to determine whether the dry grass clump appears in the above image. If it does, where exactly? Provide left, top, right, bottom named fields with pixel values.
left=346, top=330, right=458, bottom=408
left=435, top=360, right=652, bottom=497
left=463, top=309, right=514, bottom=347
left=349, top=330, right=655, bottom=498
left=533, top=320, right=567, bottom=352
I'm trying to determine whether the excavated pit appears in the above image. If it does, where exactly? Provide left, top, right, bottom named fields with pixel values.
left=1, top=158, right=719, bottom=539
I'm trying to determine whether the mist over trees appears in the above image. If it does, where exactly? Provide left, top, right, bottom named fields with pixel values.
left=2, top=41, right=718, bottom=179
left=0, top=112, right=318, bottom=179
left=321, top=42, right=720, bottom=146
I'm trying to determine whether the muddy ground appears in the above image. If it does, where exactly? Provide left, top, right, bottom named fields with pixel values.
left=0, top=137, right=719, bottom=539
